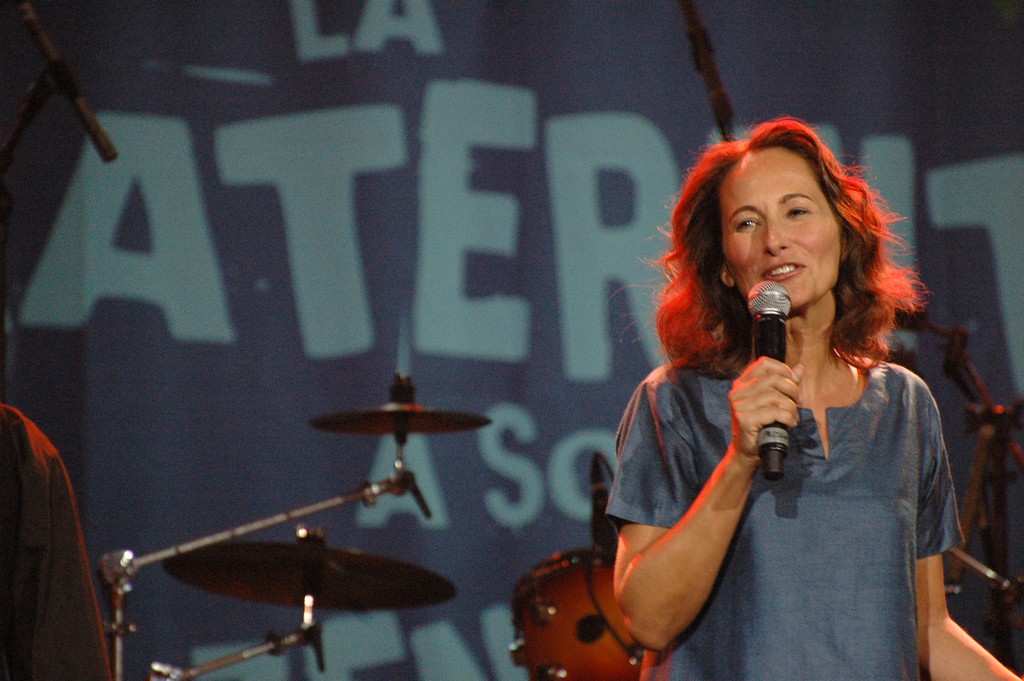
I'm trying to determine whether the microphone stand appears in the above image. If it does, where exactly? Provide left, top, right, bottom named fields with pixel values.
left=676, top=0, right=736, bottom=142
left=0, top=1, right=118, bottom=399
left=923, top=318, right=1024, bottom=668
left=12, top=2, right=118, bottom=162
left=0, top=70, right=53, bottom=401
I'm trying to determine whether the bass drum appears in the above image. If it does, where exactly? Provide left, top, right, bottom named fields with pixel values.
left=510, top=547, right=642, bottom=681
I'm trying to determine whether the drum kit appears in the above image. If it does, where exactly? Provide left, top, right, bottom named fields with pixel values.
left=97, top=374, right=642, bottom=681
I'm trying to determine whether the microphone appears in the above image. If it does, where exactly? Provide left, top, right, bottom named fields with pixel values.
left=16, top=2, right=118, bottom=162
left=746, top=281, right=792, bottom=480
left=589, top=452, right=616, bottom=552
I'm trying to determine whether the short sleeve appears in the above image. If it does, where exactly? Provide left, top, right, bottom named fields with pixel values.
left=912, top=384, right=963, bottom=558
left=607, top=368, right=726, bottom=529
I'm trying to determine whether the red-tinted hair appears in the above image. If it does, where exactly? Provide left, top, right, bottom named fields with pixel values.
left=656, top=117, right=923, bottom=376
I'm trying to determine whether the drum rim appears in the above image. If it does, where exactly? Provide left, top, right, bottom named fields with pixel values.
left=511, top=546, right=616, bottom=629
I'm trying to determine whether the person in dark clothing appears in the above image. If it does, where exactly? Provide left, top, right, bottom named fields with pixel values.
left=0, top=404, right=111, bottom=681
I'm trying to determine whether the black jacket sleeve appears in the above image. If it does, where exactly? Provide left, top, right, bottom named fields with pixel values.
left=1, top=405, right=112, bottom=681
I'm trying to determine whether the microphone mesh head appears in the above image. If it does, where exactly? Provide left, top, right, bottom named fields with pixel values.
left=747, top=281, right=792, bottom=317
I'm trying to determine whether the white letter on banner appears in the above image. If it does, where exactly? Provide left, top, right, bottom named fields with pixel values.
left=290, top=0, right=443, bottom=61
left=411, top=620, right=490, bottom=681
left=480, top=604, right=529, bottom=681
left=355, top=0, right=443, bottom=54
left=478, top=402, right=545, bottom=528
left=415, top=79, right=535, bottom=361
left=861, top=135, right=917, bottom=266
left=21, top=113, right=235, bottom=342
left=547, top=428, right=615, bottom=521
left=861, top=135, right=918, bottom=353
left=545, top=113, right=678, bottom=381
left=304, top=612, right=406, bottom=678
left=927, top=155, right=1024, bottom=395
left=289, top=0, right=350, bottom=60
left=216, top=106, right=406, bottom=359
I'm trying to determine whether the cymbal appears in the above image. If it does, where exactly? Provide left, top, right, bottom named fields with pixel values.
left=163, top=541, right=456, bottom=611
left=309, top=402, right=490, bottom=435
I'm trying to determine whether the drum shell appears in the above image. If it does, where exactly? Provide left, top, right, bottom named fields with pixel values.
left=512, top=547, right=640, bottom=681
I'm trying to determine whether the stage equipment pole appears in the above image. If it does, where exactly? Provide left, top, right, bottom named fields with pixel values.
left=0, top=1, right=118, bottom=398
left=932, top=321, right=1024, bottom=668
left=676, top=0, right=736, bottom=141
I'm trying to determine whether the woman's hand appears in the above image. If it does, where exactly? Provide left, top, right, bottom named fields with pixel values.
left=728, top=357, right=801, bottom=463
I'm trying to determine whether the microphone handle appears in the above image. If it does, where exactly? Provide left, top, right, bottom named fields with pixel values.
left=754, top=312, right=788, bottom=479
left=754, top=313, right=786, bottom=361
left=758, top=424, right=787, bottom=480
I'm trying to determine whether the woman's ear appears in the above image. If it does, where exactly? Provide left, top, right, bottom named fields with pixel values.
left=720, top=266, right=735, bottom=288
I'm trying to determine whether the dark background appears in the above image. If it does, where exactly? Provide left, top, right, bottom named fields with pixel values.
left=2, top=2, right=1023, bottom=679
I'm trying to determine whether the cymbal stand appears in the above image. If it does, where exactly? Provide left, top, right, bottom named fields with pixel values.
left=928, top=320, right=1024, bottom=668
left=147, top=620, right=325, bottom=681
left=387, top=373, right=434, bottom=518
left=98, top=462, right=428, bottom=681
left=148, top=527, right=328, bottom=680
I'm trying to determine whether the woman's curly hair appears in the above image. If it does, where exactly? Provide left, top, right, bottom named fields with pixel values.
left=656, top=117, right=923, bottom=376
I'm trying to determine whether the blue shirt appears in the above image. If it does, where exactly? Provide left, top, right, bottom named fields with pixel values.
left=608, top=363, right=962, bottom=680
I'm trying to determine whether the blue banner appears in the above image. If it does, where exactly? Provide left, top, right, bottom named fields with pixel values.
left=2, top=2, right=1023, bottom=679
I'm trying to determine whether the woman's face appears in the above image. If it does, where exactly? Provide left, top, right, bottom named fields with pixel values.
left=718, top=147, right=842, bottom=324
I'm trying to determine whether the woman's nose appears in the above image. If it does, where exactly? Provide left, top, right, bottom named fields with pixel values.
left=762, top=220, right=787, bottom=254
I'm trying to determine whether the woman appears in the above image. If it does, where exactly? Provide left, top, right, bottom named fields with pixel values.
left=607, top=117, right=1019, bottom=680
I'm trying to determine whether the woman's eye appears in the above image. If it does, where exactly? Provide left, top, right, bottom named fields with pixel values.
left=788, top=207, right=809, bottom=218
left=736, top=218, right=756, bottom=231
